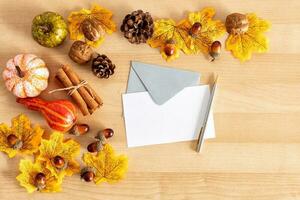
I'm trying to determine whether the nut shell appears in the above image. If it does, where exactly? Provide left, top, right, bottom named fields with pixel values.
left=81, top=18, right=105, bottom=41
left=69, top=41, right=93, bottom=64
left=225, top=13, right=249, bottom=35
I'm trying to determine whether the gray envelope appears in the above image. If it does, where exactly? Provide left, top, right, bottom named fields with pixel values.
left=127, top=61, right=200, bottom=105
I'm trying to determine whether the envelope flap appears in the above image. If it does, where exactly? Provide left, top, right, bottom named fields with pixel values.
left=131, top=61, right=200, bottom=105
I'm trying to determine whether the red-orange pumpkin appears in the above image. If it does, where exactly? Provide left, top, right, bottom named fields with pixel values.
left=17, top=97, right=77, bottom=132
left=2, top=54, right=49, bottom=98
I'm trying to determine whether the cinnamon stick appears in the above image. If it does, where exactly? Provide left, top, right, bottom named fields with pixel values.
left=62, top=65, right=99, bottom=113
left=84, top=84, right=103, bottom=107
left=55, top=68, right=90, bottom=116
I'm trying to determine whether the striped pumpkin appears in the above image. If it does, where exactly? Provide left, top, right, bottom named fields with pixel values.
left=17, top=97, right=77, bottom=132
left=3, top=54, right=49, bottom=98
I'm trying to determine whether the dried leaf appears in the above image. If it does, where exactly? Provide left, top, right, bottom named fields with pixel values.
left=83, top=144, right=128, bottom=184
left=225, top=13, right=271, bottom=61
left=187, top=7, right=226, bottom=54
left=147, top=19, right=191, bottom=61
left=0, top=114, right=43, bottom=158
left=68, top=3, right=116, bottom=47
left=16, top=159, right=63, bottom=193
left=37, top=132, right=80, bottom=177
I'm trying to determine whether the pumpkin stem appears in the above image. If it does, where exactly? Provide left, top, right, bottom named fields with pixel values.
left=15, top=66, right=24, bottom=78
left=40, top=23, right=52, bottom=34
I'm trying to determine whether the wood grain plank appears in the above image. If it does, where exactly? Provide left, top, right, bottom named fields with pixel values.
left=0, top=0, right=300, bottom=199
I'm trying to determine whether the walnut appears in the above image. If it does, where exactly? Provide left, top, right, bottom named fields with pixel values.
left=68, top=41, right=94, bottom=64
left=81, top=18, right=105, bottom=41
left=225, top=13, right=249, bottom=35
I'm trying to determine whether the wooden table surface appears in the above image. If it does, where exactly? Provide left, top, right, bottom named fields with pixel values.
left=0, top=0, right=300, bottom=199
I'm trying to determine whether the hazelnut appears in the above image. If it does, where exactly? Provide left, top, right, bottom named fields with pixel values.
left=225, top=13, right=249, bottom=35
left=69, top=41, right=93, bottom=64
left=81, top=18, right=105, bottom=42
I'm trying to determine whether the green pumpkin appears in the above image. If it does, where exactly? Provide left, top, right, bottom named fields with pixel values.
left=32, top=12, right=68, bottom=48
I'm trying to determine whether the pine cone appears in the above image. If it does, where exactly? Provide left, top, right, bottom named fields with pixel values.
left=91, top=54, right=115, bottom=79
left=120, top=10, right=154, bottom=44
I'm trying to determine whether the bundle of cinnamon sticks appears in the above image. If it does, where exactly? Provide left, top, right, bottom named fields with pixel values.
left=55, top=65, right=103, bottom=116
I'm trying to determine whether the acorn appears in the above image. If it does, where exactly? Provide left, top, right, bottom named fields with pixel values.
left=34, top=172, right=46, bottom=190
left=209, top=41, right=222, bottom=61
left=96, top=128, right=114, bottom=140
left=80, top=167, right=95, bottom=182
left=87, top=141, right=103, bottom=153
left=69, top=124, right=90, bottom=136
left=52, top=155, right=65, bottom=169
left=7, top=134, right=23, bottom=149
left=163, top=40, right=176, bottom=57
left=189, top=22, right=202, bottom=37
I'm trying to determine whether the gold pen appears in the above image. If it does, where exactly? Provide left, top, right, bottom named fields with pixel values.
left=196, top=76, right=218, bottom=153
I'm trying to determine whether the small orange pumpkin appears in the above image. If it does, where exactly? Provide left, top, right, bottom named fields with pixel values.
left=2, top=54, right=49, bottom=98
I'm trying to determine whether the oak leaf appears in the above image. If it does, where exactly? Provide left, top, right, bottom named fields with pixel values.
left=16, top=159, right=63, bottom=193
left=147, top=7, right=225, bottom=61
left=0, top=114, right=43, bottom=158
left=83, top=144, right=128, bottom=184
left=37, top=132, right=80, bottom=178
left=187, top=7, right=226, bottom=54
left=225, top=13, right=271, bottom=61
left=68, top=4, right=116, bottom=47
left=147, top=19, right=191, bottom=61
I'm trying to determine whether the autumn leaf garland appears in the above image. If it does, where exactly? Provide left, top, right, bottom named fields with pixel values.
left=148, top=7, right=226, bottom=61
left=148, top=8, right=270, bottom=61
left=66, top=4, right=270, bottom=61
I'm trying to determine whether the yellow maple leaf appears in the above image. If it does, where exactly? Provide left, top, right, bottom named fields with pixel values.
left=0, top=114, right=43, bottom=158
left=68, top=3, right=116, bottom=47
left=187, top=7, right=226, bottom=54
left=147, top=19, right=191, bottom=61
left=16, top=159, right=63, bottom=193
left=225, top=13, right=271, bottom=61
left=37, top=132, right=80, bottom=178
left=82, top=144, right=128, bottom=184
